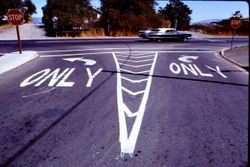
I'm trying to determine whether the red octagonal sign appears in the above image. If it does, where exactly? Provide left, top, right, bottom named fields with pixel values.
left=7, top=9, right=24, bottom=25
left=230, top=17, right=242, bottom=29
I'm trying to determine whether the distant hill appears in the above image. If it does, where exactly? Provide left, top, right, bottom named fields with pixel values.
left=32, top=17, right=43, bottom=25
left=192, top=19, right=223, bottom=25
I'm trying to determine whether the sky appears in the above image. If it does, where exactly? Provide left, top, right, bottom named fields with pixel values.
left=32, top=0, right=249, bottom=23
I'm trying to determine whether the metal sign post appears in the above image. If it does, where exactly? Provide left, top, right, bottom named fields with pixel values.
left=7, top=9, right=24, bottom=54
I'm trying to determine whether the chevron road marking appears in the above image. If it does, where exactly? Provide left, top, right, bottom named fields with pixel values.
left=120, top=69, right=150, bottom=74
left=122, top=87, right=145, bottom=96
left=121, top=76, right=148, bottom=83
left=116, top=54, right=155, bottom=59
left=119, top=63, right=152, bottom=68
left=115, top=52, right=155, bottom=57
left=113, top=51, right=158, bottom=157
left=117, top=58, right=154, bottom=63
left=122, top=103, right=139, bottom=117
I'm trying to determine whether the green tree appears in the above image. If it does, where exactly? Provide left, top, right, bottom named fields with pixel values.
left=22, top=0, right=37, bottom=23
left=99, top=0, right=163, bottom=35
left=0, top=0, right=22, bottom=24
left=42, top=0, right=95, bottom=36
left=159, top=0, right=192, bottom=30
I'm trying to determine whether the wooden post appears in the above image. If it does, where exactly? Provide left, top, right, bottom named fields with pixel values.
left=230, top=29, right=235, bottom=51
left=16, top=25, right=22, bottom=54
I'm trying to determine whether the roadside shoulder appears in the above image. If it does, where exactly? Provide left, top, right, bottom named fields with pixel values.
left=0, top=51, right=39, bottom=75
left=219, top=45, right=249, bottom=71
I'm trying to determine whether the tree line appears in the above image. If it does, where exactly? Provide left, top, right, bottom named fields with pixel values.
left=42, top=0, right=192, bottom=36
left=0, top=0, right=192, bottom=36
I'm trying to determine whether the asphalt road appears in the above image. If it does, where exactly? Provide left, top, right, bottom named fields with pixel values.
left=0, top=37, right=248, bottom=167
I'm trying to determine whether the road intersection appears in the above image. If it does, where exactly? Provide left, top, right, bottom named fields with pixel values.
left=0, top=38, right=248, bottom=166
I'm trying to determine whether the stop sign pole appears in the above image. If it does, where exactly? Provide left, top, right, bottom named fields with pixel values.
left=7, top=9, right=24, bottom=54
left=15, top=25, right=22, bottom=54
left=230, top=17, right=242, bottom=50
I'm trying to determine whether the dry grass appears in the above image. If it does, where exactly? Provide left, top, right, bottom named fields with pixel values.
left=79, top=28, right=105, bottom=37
left=207, top=31, right=249, bottom=36
left=0, top=23, right=13, bottom=31
left=109, top=30, right=137, bottom=37
left=70, top=29, right=138, bottom=37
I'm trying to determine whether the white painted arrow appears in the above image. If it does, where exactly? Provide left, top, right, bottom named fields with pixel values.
left=63, top=57, right=96, bottom=66
left=178, top=55, right=199, bottom=63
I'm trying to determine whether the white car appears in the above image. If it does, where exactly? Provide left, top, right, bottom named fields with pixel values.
left=139, top=28, right=177, bottom=39
left=139, top=28, right=192, bottom=42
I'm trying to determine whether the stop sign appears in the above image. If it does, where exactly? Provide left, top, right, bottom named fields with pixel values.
left=230, top=17, right=242, bottom=29
left=7, top=9, right=24, bottom=25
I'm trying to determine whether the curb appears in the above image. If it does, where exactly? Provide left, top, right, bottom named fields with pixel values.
left=219, top=47, right=249, bottom=71
left=0, top=51, right=39, bottom=75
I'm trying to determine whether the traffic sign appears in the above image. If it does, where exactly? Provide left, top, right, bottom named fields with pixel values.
left=230, top=17, right=242, bottom=29
left=7, top=9, right=23, bottom=25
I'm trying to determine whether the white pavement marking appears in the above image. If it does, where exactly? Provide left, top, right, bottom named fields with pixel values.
left=20, top=68, right=76, bottom=87
left=123, top=103, right=138, bottom=117
left=122, top=87, right=145, bottom=96
left=113, top=51, right=158, bottom=157
left=37, top=48, right=213, bottom=54
left=119, top=63, right=152, bottom=68
left=121, top=76, right=148, bottom=83
left=205, top=65, right=228, bottom=78
left=40, top=52, right=113, bottom=58
left=117, top=58, right=154, bottom=63
left=39, top=50, right=214, bottom=58
left=116, top=54, right=155, bottom=59
left=86, top=68, right=103, bottom=87
left=120, top=69, right=150, bottom=74
left=63, top=57, right=96, bottom=66
left=178, top=55, right=199, bottom=63
left=115, top=52, right=155, bottom=57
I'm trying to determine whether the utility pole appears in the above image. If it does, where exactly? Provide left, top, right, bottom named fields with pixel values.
left=105, top=0, right=110, bottom=36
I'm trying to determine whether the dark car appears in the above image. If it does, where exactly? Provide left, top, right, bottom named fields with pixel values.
left=139, top=28, right=192, bottom=42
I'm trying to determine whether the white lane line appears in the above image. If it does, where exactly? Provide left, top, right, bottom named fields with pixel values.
left=40, top=52, right=113, bottom=57
left=39, top=50, right=214, bottom=58
left=122, top=87, right=145, bottom=96
left=120, top=69, right=150, bottom=74
left=121, top=76, right=148, bottom=83
left=119, top=63, right=152, bottom=68
left=37, top=47, right=123, bottom=53
left=37, top=47, right=213, bottom=54
left=117, top=58, right=154, bottom=63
